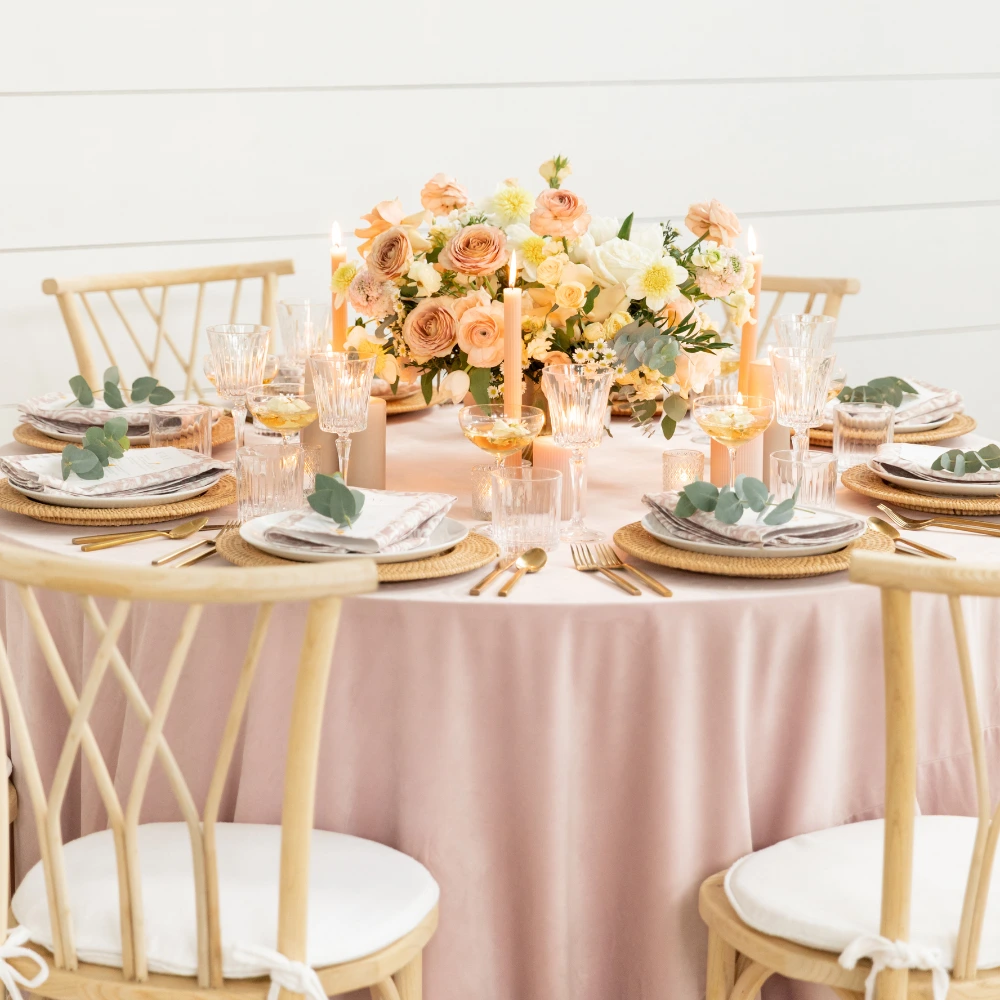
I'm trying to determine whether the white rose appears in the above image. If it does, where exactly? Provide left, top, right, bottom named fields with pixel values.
left=630, top=223, right=666, bottom=254
left=525, top=335, right=552, bottom=361
left=587, top=216, right=621, bottom=246
left=441, top=369, right=471, bottom=403
left=407, top=259, right=442, bottom=297
left=587, top=237, right=656, bottom=287
left=588, top=284, right=630, bottom=321
left=582, top=322, right=605, bottom=342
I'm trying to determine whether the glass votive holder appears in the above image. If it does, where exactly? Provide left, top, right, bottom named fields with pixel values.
left=301, top=445, right=322, bottom=494
left=490, top=467, right=562, bottom=560
left=832, top=402, right=895, bottom=472
left=662, top=449, right=705, bottom=491
left=769, top=449, right=839, bottom=508
left=471, top=464, right=494, bottom=521
left=236, top=443, right=303, bottom=521
left=148, top=404, right=213, bottom=456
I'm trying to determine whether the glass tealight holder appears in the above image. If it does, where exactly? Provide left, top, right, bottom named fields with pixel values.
left=833, top=402, right=895, bottom=473
left=471, top=464, right=494, bottom=521
left=301, top=445, right=322, bottom=495
left=148, top=404, right=213, bottom=456
left=236, top=443, right=303, bottom=521
left=662, top=449, right=705, bottom=491
left=769, top=450, right=838, bottom=508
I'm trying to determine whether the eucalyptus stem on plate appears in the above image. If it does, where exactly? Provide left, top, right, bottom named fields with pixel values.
left=306, top=473, right=366, bottom=527
left=60, top=417, right=131, bottom=481
left=67, top=366, right=175, bottom=408
left=674, top=475, right=799, bottom=526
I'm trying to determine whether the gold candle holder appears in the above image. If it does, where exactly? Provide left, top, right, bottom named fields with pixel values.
left=662, top=449, right=705, bottom=490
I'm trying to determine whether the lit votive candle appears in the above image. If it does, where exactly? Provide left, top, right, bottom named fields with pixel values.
left=662, top=449, right=705, bottom=491
left=471, top=464, right=494, bottom=521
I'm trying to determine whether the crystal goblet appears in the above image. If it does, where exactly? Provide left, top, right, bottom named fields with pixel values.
left=308, top=352, right=376, bottom=485
left=277, top=299, right=331, bottom=368
left=206, top=324, right=270, bottom=449
left=769, top=347, right=836, bottom=459
left=773, top=314, right=837, bottom=354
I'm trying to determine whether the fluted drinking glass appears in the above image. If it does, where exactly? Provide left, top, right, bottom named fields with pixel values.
left=206, top=324, right=270, bottom=449
left=308, top=353, right=376, bottom=484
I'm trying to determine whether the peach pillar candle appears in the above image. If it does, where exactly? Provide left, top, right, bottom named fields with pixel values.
left=503, top=250, right=522, bottom=420
left=330, top=222, right=348, bottom=351
left=530, top=435, right=573, bottom=519
left=710, top=437, right=762, bottom=486
left=737, top=226, right=763, bottom=396
left=749, top=357, right=791, bottom=488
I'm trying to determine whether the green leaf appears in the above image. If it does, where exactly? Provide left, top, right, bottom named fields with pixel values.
left=104, top=416, right=128, bottom=441
left=68, top=375, right=94, bottom=407
left=954, top=452, right=967, bottom=476
left=420, top=372, right=435, bottom=405
left=307, top=472, right=365, bottom=526
left=130, top=376, right=158, bottom=402
left=631, top=399, right=657, bottom=424
left=469, top=367, right=492, bottom=406
left=763, top=490, right=798, bottom=525
left=103, top=381, right=125, bottom=409
left=661, top=393, right=687, bottom=423
left=741, top=476, right=770, bottom=512
left=148, top=385, right=175, bottom=405
left=399, top=284, right=419, bottom=298
left=681, top=480, right=719, bottom=512
left=715, top=489, right=745, bottom=524
left=581, top=284, right=601, bottom=315
left=617, top=212, right=634, bottom=241
left=660, top=414, right=677, bottom=439
left=102, top=366, right=120, bottom=388
left=674, top=492, right=697, bottom=517
left=60, top=445, right=102, bottom=480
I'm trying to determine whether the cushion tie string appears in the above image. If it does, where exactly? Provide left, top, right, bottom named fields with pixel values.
left=839, top=934, right=950, bottom=1000
left=230, top=944, right=328, bottom=1000
left=0, top=926, right=48, bottom=1000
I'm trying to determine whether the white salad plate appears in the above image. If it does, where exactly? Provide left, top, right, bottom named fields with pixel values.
left=869, top=461, right=1000, bottom=497
left=8, top=480, right=216, bottom=508
left=240, top=513, right=469, bottom=564
left=640, top=511, right=861, bottom=559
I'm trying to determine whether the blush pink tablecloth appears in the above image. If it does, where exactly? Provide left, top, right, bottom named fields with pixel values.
left=2, top=408, right=1000, bottom=1000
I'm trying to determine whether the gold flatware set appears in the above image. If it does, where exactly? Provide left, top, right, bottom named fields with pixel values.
left=866, top=504, right=1000, bottom=561
left=70, top=516, right=236, bottom=566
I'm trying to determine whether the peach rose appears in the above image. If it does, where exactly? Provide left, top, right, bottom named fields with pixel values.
left=452, top=287, right=492, bottom=320
left=684, top=200, right=741, bottom=247
left=402, top=298, right=458, bottom=362
left=457, top=300, right=506, bottom=368
left=660, top=297, right=699, bottom=330
left=368, top=227, right=414, bottom=280
left=529, top=188, right=591, bottom=240
left=542, top=350, right=572, bottom=366
left=555, top=281, right=588, bottom=310
left=439, top=224, right=509, bottom=276
left=672, top=348, right=722, bottom=398
left=355, top=199, right=430, bottom=256
left=420, top=173, right=470, bottom=215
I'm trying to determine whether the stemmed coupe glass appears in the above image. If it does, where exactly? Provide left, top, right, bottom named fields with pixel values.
left=540, top=364, right=616, bottom=543
left=458, top=404, right=545, bottom=469
left=206, top=324, right=270, bottom=449
left=691, top=394, right=775, bottom=489
left=246, top=379, right=318, bottom=445
left=308, top=352, right=376, bottom=484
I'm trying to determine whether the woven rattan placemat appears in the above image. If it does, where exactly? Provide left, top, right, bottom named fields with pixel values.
left=810, top=413, right=976, bottom=448
left=384, top=391, right=445, bottom=416
left=216, top=527, right=497, bottom=582
left=612, top=521, right=893, bottom=579
left=0, top=476, right=236, bottom=526
left=840, top=464, right=1000, bottom=516
left=13, top=416, right=236, bottom=453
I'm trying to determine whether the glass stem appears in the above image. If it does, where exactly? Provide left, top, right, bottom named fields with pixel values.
left=336, top=434, right=352, bottom=484
left=727, top=446, right=737, bottom=489
left=232, top=402, right=247, bottom=450
left=569, top=447, right=587, bottom=532
left=792, top=426, right=809, bottom=460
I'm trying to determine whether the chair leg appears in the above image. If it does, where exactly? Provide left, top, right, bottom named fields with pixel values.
left=370, top=979, right=401, bottom=1000
left=393, top=952, right=422, bottom=1000
left=706, top=929, right=736, bottom=1000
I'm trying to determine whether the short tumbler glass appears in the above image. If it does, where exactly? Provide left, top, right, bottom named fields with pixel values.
left=148, top=404, right=213, bottom=456
left=769, top=449, right=838, bottom=508
left=832, top=402, right=895, bottom=472
left=236, top=443, right=303, bottom=521
left=490, top=467, right=563, bottom=560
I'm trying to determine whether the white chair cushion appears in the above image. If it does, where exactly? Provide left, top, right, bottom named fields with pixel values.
left=12, top=822, right=439, bottom=978
left=725, top=815, right=1000, bottom=970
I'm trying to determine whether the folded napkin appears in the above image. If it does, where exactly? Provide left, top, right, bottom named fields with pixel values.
left=264, top=489, right=456, bottom=555
left=643, top=492, right=865, bottom=549
left=1, top=449, right=230, bottom=497
left=19, top=394, right=220, bottom=438
left=871, top=443, right=1000, bottom=484
left=824, top=379, right=962, bottom=428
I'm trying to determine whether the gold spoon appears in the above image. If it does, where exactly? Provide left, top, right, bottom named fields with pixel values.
left=867, top=516, right=956, bottom=560
left=72, top=517, right=209, bottom=546
left=80, top=516, right=209, bottom=552
left=498, top=548, right=547, bottom=597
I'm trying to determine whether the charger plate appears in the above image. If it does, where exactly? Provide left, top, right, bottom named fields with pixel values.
left=809, top=413, right=976, bottom=447
left=0, top=476, right=235, bottom=526
left=13, top=416, right=236, bottom=453
left=385, top=391, right=445, bottom=416
left=841, top=464, right=1000, bottom=516
left=612, top=521, right=893, bottom=579
left=216, top=527, right=497, bottom=583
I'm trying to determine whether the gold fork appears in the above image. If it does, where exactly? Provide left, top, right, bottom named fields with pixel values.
left=570, top=544, right=640, bottom=596
left=876, top=504, right=1000, bottom=537
left=158, top=521, right=238, bottom=568
left=595, top=544, right=672, bottom=597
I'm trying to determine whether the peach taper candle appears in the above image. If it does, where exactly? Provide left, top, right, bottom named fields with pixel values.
left=737, top=226, right=763, bottom=395
left=330, top=222, right=348, bottom=351
left=503, top=250, right=522, bottom=420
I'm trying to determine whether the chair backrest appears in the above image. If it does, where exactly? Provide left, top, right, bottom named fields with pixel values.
left=849, top=551, right=1000, bottom=997
left=0, top=543, right=377, bottom=988
left=42, top=261, right=295, bottom=401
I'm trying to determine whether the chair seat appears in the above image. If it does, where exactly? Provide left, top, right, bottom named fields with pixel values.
left=12, top=822, right=439, bottom=978
left=725, top=815, right=1000, bottom=970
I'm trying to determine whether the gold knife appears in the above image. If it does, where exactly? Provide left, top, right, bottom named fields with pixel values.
left=469, top=556, right=518, bottom=596
left=173, top=543, right=218, bottom=567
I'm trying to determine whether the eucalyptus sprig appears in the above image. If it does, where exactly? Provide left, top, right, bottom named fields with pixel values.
left=307, top=473, right=366, bottom=527
left=837, top=376, right=916, bottom=407
left=931, top=444, right=1000, bottom=475
left=674, top=475, right=799, bottom=526
left=60, top=417, right=130, bottom=481
left=68, top=366, right=175, bottom=409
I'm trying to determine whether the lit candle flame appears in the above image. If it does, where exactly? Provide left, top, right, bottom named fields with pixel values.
left=331, top=222, right=342, bottom=248
left=508, top=249, right=517, bottom=287
left=747, top=225, right=757, bottom=255
left=736, top=391, right=744, bottom=406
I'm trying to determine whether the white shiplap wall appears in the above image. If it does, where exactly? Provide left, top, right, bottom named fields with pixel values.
left=2, top=1, right=999, bottom=431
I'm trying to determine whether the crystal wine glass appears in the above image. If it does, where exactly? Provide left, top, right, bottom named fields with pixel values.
left=540, top=364, right=615, bottom=543
left=769, top=347, right=836, bottom=458
left=204, top=353, right=278, bottom=389
left=247, top=380, right=318, bottom=445
left=206, top=324, right=270, bottom=449
left=308, top=352, right=376, bottom=484
left=691, top=394, right=775, bottom=489
left=458, top=404, right=545, bottom=469
left=773, top=314, right=836, bottom=354
left=277, top=299, right=331, bottom=369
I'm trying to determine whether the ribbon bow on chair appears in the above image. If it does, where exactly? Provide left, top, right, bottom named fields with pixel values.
left=0, top=926, right=49, bottom=1000
left=230, top=944, right=328, bottom=1000
left=839, top=934, right=950, bottom=1000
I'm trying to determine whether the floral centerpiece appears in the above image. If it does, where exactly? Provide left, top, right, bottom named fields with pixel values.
left=332, top=156, right=754, bottom=437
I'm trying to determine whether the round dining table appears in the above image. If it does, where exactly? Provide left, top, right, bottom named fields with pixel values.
left=2, top=405, right=998, bottom=1000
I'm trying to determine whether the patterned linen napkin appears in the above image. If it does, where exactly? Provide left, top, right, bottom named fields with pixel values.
left=871, top=443, right=1000, bottom=483
left=0, top=449, right=231, bottom=497
left=19, top=394, right=220, bottom=437
left=264, top=489, right=457, bottom=555
left=643, top=492, right=865, bottom=549
left=823, top=379, right=962, bottom=428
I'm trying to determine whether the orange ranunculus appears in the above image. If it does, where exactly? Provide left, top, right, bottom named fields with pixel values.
left=529, top=188, right=591, bottom=240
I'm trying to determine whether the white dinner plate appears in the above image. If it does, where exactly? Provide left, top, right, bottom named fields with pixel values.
left=240, top=512, right=469, bottom=564
left=7, top=479, right=217, bottom=508
left=33, top=411, right=221, bottom=446
left=640, top=512, right=860, bottom=559
left=819, top=412, right=956, bottom=433
left=868, top=461, right=1000, bottom=497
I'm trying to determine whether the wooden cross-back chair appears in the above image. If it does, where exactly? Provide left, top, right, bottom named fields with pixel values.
left=42, top=261, right=294, bottom=401
left=0, top=545, right=438, bottom=1000
left=700, top=550, right=1000, bottom=1000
